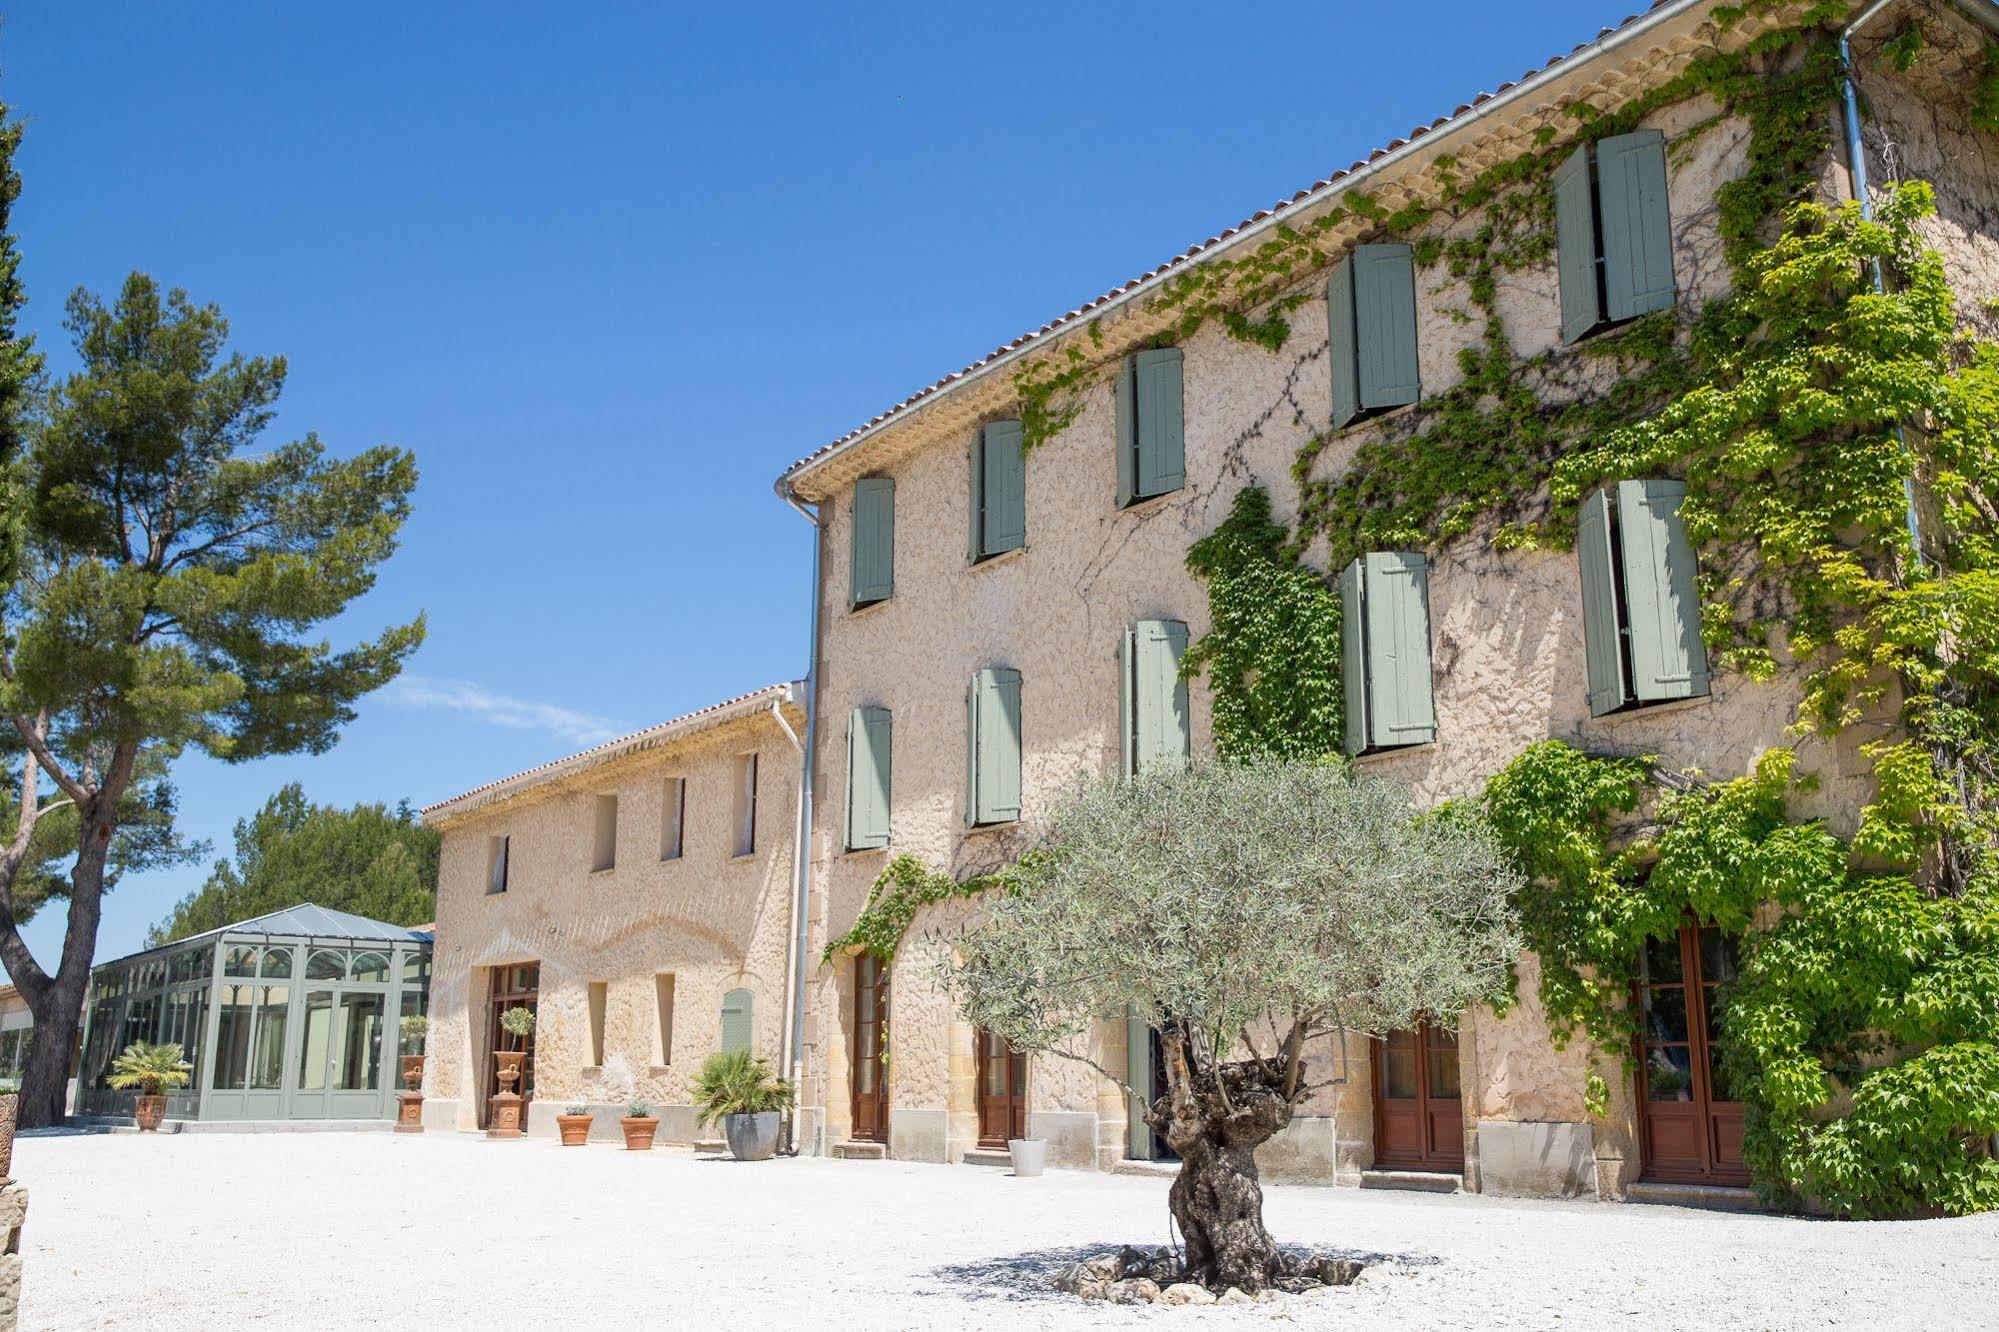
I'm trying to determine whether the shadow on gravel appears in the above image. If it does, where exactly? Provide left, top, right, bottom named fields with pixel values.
left=924, top=1242, right=1439, bottom=1305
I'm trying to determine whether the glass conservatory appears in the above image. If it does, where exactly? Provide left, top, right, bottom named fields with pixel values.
left=76, top=904, right=431, bottom=1123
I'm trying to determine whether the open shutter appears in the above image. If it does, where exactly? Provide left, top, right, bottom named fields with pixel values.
left=1616, top=480, right=1709, bottom=704
left=1577, top=487, right=1629, bottom=717
left=968, top=436, right=984, bottom=562
left=1597, top=130, right=1676, bottom=322
left=1126, top=1011, right=1155, bottom=1159
left=850, top=477, right=895, bottom=607
left=1134, top=349, right=1185, bottom=499
left=1339, top=558, right=1367, bottom=755
left=1115, top=357, right=1138, bottom=507
left=846, top=706, right=892, bottom=850
left=965, top=677, right=978, bottom=827
left=1131, top=619, right=1190, bottom=773
left=1119, top=625, right=1137, bottom=778
left=971, top=668, right=1023, bottom=824
left=1327, top=256, right=1360, bottom=427
left=721, top=988, right=753, bottom=1054
left=1354, top=244, right=1420, bottom=410
left=1364, top=552, right=1436, bottom=748
left=981, top=420, right=1026, bottom=555
left=1553, top=143, right=1602, bottom=344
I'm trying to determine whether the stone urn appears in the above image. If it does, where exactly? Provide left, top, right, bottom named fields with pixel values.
left=487, top=1050, right=527, bottom=1139
left=619, top=1115, right=658, bottom=1151
left=724, top=1110, right=781, bottom=1162
left=133, top=1093, right=168, bottom=1132
left=396, top=1055, right=427, bottom=1134
left=558, top=1112, right=594, bottom=1146
left=401, top=1054, right=426, bottom=1089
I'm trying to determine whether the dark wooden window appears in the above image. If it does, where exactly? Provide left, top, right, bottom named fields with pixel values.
left=1635, top=923, right=1747, bottom=1185
left=974, top=1028, right=1026, bottom=1149
left=1371, top=1022, right=1464, bottom=1172
left=850, top=953, right=888, bottom=1143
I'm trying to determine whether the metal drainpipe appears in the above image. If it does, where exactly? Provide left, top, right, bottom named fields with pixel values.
left=774, top=478, right=824, bottom=1156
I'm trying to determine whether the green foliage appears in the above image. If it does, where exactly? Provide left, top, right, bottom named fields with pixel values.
left=626, top=1101, right=653, bottom=1119
left=1182, top=487, right=1344, bottom=761
left=500, top=1005, right=536, bottom=1039
left=690, top=1049, right=795, bottom=1126
left=822, top=852, right=1010, bottom=964
left=106, top=1041, right=191, bottom=1095
left=399, top=1014, right=429, bottom=1054
left=1976, top=44, right=1999, bottom=136
left=0, top=98, right=41, bottom=600
left=564, top=1103, right=589, bottom=1117
left=1880, top=21, right=1925, bottom=73
left=146, top=782, right=438, bottom=947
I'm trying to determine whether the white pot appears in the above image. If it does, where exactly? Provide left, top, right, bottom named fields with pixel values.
left=1007, top=1136, right=1047, bottom=1177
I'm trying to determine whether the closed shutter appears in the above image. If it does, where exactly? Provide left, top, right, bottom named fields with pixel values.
left=850, top=477, right=895, bottom=607
left=1339, top=558, right=1367, bottom=756
left=845, top=706, right=892, bottom=850
left=1327, top=257, right=1360, bottom=427
left=1115, top=357, right=1138, bottom=508
left=1616, top=479, right=1709, bottom=704
left=1134, top=349, right=1185, bottom=500
left=969, top=667, right=1023, bottom=825
left=1553, top=143, right=1602, bottom=344
left=1128, top=619, right=1190, bottom=774
left=1354, top=244, right=1421, bottom=410
left=1576, top=486, right=1628, bottom=717
left=1126, top=1011, right=1155, bottom=1159
left=1364, top=552, right=1437, bottom=748
left=980, top=420, right=1026, bottom=556
left=721, top=988, right=753, bottom=1055
left=1596, top=130, right=1676, bottom=322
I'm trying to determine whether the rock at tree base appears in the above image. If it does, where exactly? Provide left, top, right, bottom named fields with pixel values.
left=1159, top=1283, right=1217, bottom=1306
left=1107, top=1278, right=1161, bottom=1304
left=1218, top=1287, right=1256, bottom=1306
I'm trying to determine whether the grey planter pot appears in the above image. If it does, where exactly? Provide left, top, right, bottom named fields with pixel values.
left=724, top=1111, right=781, bottom=1161
left=1008, top=1137, right=1047, bottom=1177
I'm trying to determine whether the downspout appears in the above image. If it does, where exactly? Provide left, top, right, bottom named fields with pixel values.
left=775, top=477, right=824, bottom=1156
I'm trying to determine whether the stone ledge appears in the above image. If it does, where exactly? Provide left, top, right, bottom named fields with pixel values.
left=1625, top=1180, right=1764, bottom=1212
left=960, top=1147, right=1013, bottom=1168
left=1360, top=1169, right=1463, bottom=1193
left=829, top=1140, right=886, bottom=1159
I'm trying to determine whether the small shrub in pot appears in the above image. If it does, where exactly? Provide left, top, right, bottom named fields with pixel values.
left=620, top=1101, right=658, bottom=1151
left=107, top=1042, right=191, bottom=1132
left=557, top=1103, right=593, bottom=1147
left=692, top=1050, right=795, bottom=1162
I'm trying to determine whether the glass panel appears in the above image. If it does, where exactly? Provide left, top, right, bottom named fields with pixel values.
left=299, top=991, right=334, bottom=1091
left=180, top=990, right=208, bottom=1074
left=1699, top=927, right=1739, bottom=986
left=1641, top=986, right=1690, bottom=1044
left=168, top=952, right=191, bottom=984
left=350, top=953, right=389, bottom=983
left=336, top=993, right=384, bottom=1091
left=307, top=950, right=345, bottom=981
left=1382, top=1030, right=1419, bottom=1099
left=1645, top=1044, right=1694, bottom=1100
left=400, top=989, right=426, bottom=1041
left=402, top=952, right=429, bottom=984
left=225, top=946, right=258, bottom=977
left=250, top=986, right=289, bottom=1090
left=1708, top=1044, right=1734, bottom=1104
left=190, top=946, right=212, bottom=979
left=214, top=985, right=253, bottom=1089
left=1639, top=933, right=1684, bottom=986
left=1426, top=1028, right=1461, bottom=1099
left=261, top=947, right=293, bottom=979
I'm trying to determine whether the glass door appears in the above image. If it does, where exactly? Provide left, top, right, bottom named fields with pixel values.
left=974, top=1028, right=1026, bottom=1149
left=1636, top=924, right=1747, bottom=1185
left=1372, top=1022, right=1465, bottom=1172
left=850, top=953, right=888, bottom=1143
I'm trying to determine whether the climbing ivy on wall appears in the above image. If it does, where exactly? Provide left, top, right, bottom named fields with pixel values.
left=823, top=853, right=1017, bottom=965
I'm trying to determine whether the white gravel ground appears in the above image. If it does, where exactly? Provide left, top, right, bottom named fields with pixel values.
left=14, top=1127, right=1998, bottom=1330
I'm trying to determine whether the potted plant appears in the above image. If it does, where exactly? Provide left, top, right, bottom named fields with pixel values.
left=396, top=1015, right=430, bottom=1133
left=558, top=1103, right=594, bottom=1146
left=619, top=1101, right=658, bottom=1151
left=691, top=1049, right=795, bottom=1162
left=106, top=1041, right=192, bottom=1131
left=488, top=1005, right=536, bottom=1139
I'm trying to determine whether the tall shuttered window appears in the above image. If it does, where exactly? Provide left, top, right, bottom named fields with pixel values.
left=1554, top=129, right=1677, bottom=345
left=1121, top=619, right=1190, bottom=776
left=1115, top=349, right=1185, bottom=507
left=1327, top=243, right=1421, bottom=428
left=850, top=476, right=895, bottom=610
left=1577, top=480, right=1710, bottom=717
left=846, top=705, right=893, bottom=851
left=1340, top=552, right=1437, bottom=755
left=721, top=987, right=753, bottom=1055
left=971, top=420, right=1027, bottom=560
left=966, top=667, right=1023, bottom=827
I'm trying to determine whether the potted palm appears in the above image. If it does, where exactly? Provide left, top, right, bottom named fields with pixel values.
left=692, top=1049, right=795, bottom=1162
left=107, top=1042, right=192, bottom=1131
left=558, top=1103, right=594, bottom=1146
left=397, top=1015, right=429, bottom=1133
left=488, top=1005, right=536, bottom=1139
left=619, top=1101, right=658, bottom=1151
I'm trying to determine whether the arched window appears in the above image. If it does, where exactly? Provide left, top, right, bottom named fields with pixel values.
left=261, top=947, right=293, bottom=979
left=306, top=949, right=346, bottom=981
left=224, top=947, right=258, bottom=978
left=350, top=953, right=389, bottom=983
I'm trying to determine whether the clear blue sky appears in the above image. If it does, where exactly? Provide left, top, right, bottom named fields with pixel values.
left=8, top=0, right=1616, bottom=967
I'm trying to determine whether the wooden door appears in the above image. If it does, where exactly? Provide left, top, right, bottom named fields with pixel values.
left=481, top=963, right=539, bottom=1130
left=975, top=1028, right=1026, bottom=1148
left=1636, top=924, right=1747, bottom=1185
left=1372, top=1022, right=1465, bottom=1172
left=851, top=953, right=888, bottom=1143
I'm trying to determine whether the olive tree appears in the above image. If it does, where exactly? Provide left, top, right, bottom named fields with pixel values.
left=946, top=758, right=1522, bottom=1293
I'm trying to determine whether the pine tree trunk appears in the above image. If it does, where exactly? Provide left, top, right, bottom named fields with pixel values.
left=15, top=791, right=117, bottom=1129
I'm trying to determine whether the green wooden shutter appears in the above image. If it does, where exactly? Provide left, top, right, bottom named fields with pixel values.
left=1597, top=130, right=1676, bottom=322
left=1327, top=256, right=1360, bottom=427
left=1130, top=619, right=1190, bottom=773
left=969, top=667, right=1022, bottom=824
left=981, top=420, right=1026, bottom=555
left=1616, top=479, right=1709, bottom=704
left=968, top=435, right=984, bottom=563
left=1577, top=486, right=1628, bottom=717
left=1553, top=143, right=1602, bottom=344
left=1339, top=558, right=1367, bottom=755
left=1119, top=625, right=1138, bottom=778
left=1364, top=552, right=1436, bottom=747
left=721, top=988, right=752, bottom=1054
left=1126, top=1011, right=1154, bottom=1159
left=846, top=706, right=892, bottom=850
left=965, top=676, right=978, bottom=827
left=1134, top=349, right=1185, bottom=499
left=1354, top=244, right=1420, bottom=410
left=1115, top=357, right=1138, bottom=507
left=850, top=477, right=895, bottom=607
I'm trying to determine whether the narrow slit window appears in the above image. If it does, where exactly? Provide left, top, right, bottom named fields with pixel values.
left=661, top=776, right=685, bottom=861
left=733, top=753, right=758, bottom=857
left=591, top=794, right=618, bottom=872
left=655, top=974, right=676, bottom=1066
left=587, top=981, right=607, bottom=1067
left=487, top=836, right=509, bottom=895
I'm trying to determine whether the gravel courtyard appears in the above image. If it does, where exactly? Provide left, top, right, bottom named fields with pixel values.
left=15, top=1128, right=1997, bottom=1330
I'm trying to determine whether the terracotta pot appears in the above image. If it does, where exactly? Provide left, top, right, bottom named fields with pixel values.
left=493, top=1049, right=526, bottom=1093
left=133, top=1093, right=167, bottom=1132
left=557, top=1113, right=593, bottom=1146
left=620, top=1116, right=659, bottom=1151
left=400, top=1054, right=426, bottom=1090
